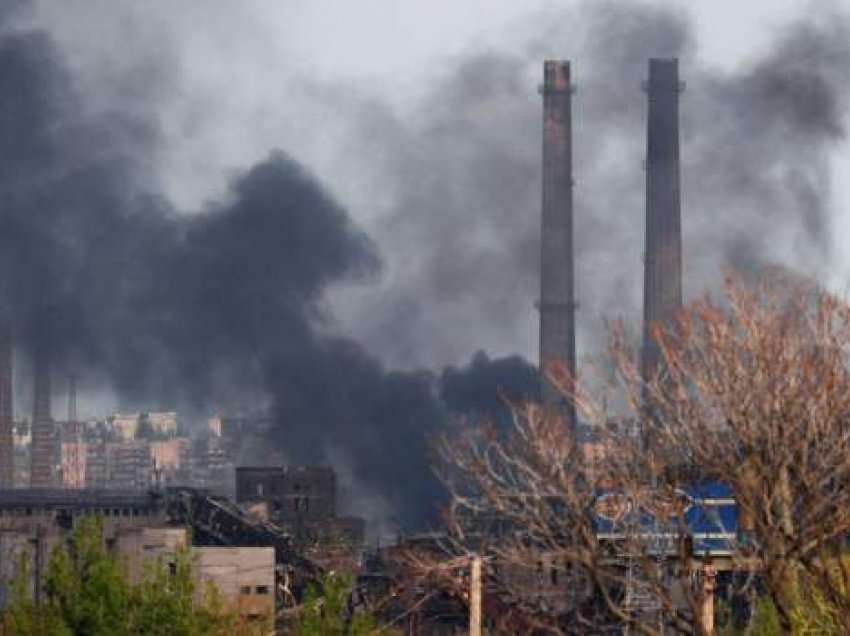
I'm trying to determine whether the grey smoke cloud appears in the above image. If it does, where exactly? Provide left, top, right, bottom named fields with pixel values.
left=320, top=1, right=850, bottom=368
left=4, top=0, right=850, bottom=527
left=0, top=2, right=538, bottom=527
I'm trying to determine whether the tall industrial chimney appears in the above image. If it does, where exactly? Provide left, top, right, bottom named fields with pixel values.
left=539, top=60, right=577, bottom=429
left=67, top=373, right=77, bottom=425
left=0, top=319, right=12, bottom=487
left=30, top=342, right=54, bottom=487
left=641, top=58, right=683, bottom=385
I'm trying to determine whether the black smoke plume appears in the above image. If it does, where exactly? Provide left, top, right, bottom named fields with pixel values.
left=0, top=5, right=541, bottom=528
left=5, top=1, right=850, bottom=529
left=441, top=351, right=539, bottom=422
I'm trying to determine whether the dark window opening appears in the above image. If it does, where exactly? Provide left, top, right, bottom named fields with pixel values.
left=294, top=497, right=310, bottom=512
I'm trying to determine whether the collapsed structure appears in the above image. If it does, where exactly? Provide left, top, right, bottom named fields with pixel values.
left=236, top=466, right=366, bottom=572
left=0, top=485, right=321, bottom=628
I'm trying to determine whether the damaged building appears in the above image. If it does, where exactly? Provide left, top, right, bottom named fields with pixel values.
left=0, top=484, right=323, bottom=631
left=236, top=465, right=366, bottom=573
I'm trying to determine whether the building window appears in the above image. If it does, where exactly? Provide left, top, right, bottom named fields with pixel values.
left=255, top=586, right=270, bottom=595
left=240, top=586, right=251, bottom=595
left=294, top=497, right=310, bottom=512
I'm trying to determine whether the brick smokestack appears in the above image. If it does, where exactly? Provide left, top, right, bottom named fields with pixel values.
left=30, top=341, right=54, bottom=487
left=642, top=58, right=683, bottom=385
left=539, top=60, right=577, bottom=429
left=0, top=320, right=12, bottom=487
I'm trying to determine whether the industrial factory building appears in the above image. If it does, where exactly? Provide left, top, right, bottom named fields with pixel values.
left=236, top=465, right=366, bottom=572
left=0, top=49, right=719, bottom=634
left=0, top=485, right=307, bottom=630
left=194, top=546, right=276, bottom=629
left=0, top=489, right=167, bottom=608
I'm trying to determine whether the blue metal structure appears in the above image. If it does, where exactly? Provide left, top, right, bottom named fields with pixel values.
left=594, top=482, right=738, bottom=556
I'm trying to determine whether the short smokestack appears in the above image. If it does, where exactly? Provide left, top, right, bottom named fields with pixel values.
left=0, top=320, right=12, bottom=487
left=642, top=58, right=683, bottom=384
left=539, top=60, right=577, bottom=429
left=30, top=342, right=54, bottom=487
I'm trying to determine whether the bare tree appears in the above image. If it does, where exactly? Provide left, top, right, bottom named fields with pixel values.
left=390, top=388, right=709, bottom=634
left=399, top=272, right=850, bottom=635
left=629, top=271, right=850, bottom=633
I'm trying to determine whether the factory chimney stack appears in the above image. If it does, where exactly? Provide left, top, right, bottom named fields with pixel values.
left=539, top=60, right=577, bottom=429
left=0, top=319, right=12, bottom=487
left=642, top=58, right=683, bottom=387
left=30, top=341, right=54, bottom=487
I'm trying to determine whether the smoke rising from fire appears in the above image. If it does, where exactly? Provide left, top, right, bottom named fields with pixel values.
left=3, top=1, right=850, bottom=527
left=321, top=2, right=850, bottom=367
left=0, top=2, right=537, bottom=527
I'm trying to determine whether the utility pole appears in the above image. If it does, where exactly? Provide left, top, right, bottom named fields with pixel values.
left=700, top=558, right=717, bottom=635
left=469, top=554, right=482, bottom=636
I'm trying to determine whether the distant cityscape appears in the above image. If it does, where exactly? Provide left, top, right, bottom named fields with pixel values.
left=0, top=408, right=370, bottom=630
left=13, top=410, right=250, bottom=495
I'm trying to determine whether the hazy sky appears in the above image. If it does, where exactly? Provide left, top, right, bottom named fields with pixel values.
left=24, top=0, right=850, bottom=371
left=34, top=0, right=818, bottom=206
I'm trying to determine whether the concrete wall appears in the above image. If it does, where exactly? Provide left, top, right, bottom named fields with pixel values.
left=194, top=546, right=275, bottom=630
left=0, top=529, right=58, bottom=608
left=115, top=526, right=187, bottom=583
